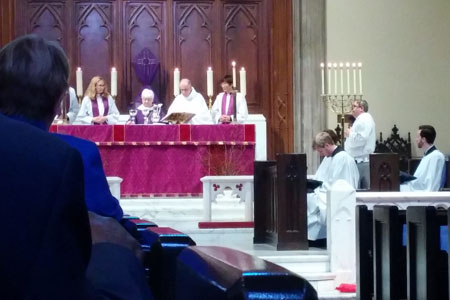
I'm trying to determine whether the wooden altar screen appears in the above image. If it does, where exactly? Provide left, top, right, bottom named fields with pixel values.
left=6, top=0, right=295, bottom=159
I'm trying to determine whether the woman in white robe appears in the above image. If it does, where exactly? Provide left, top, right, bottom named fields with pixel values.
left=211, top=75, right=248, bottom=124
left=74, top=76, right=119, bottom=125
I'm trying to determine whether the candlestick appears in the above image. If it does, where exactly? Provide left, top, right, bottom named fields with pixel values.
left=346, top=62, right=350, bottom=95
left=111, top=67, right=117, bottom=97
left=339, top=62, right=344, bottom=95
left=240, top=67, right=246, bottom=96
left=333, top=63, right=338, bottom=95
left=174, top=68, right=180, bottom=96
left=76, top=67, right=83, bottom=97
left=207, top=67, right=213, bottom=97
left=232, top=61, right=237, bottom=88
left=352, top=63, right=357, bottom=95
left=320, top=63, right=325, bottom=95
left=358, top=62, right=363, bottom=95
left=327, top=63, right=332, bottom=95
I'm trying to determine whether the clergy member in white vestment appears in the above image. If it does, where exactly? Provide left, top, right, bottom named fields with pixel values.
left=166, top=78, right=213, bottom=125
left=74, top=76, right=120, bottom=125
left=308, top=132, right=359, bottom=240
left=55, top=87, right=79, bottom=124
left=344, top=99, right=376, bottom=189
left=401, top=125, right=445, bottom=192
left=211, top=75, right=248, bottom=124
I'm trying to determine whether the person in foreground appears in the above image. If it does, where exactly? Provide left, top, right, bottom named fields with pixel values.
left=0, top=34, right=151, bottom=299
left=211, top=75, right=248, bottom=124
left=75, top=76, right=120, bottom=125
left=308, top=132, right=359, bottom=241
left=166, top=78, right=213, bottom=124
left=401, top=125, right=445, bottom=192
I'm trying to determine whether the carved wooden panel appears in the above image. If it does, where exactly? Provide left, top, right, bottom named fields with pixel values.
left=125, top=2, right=166, bottom=109
left=76, top=3, right=114, bottom=98
left=223, top=3, right=264, bottom=113
left=28, top=3, right=64, bottom=45
left=174, top=2, right=213, bottom=99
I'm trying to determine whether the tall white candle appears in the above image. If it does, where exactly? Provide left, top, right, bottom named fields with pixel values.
left=333, top=63, right=338, bottom=95
left=232, top=61, right=237, bottom=88
left=358, top=62, right=363, bottom=95
left=240, top=67, right=246, bottom=96
left=352, top=63, right=357, bottom=95
left=346, top=62, right=350, bottom=95
left=111, top=67, right=117, bottom=97
left=320, top=63, right=325, bottom=95
left=339, top=62, right=344, bottom=95
left=327, top=63, right=332, bottom=95
left=76, top=67, right=83, bottom=97
left=174, top=68, right=180, bottom=96
left=207, top=67, right=213, bottom=97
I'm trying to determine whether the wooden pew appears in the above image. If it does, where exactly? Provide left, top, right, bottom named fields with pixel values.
left=254, top=154, right=308, bottom=250
left=139, top=227, right=196, bottom=300
left=175, top=246, right=318, bottom=300
left=406, top=206, right=448, bottom=300
left=356, top=205, right=373, bottom=300
left=356, top=204, right=449, bottom=300
left=373, top=205, right=406, bottom=299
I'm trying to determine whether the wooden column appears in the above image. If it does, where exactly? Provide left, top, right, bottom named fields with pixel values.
left=0, top=0, right=14, bottom=47
left=270, top=0, right=293, bottom=158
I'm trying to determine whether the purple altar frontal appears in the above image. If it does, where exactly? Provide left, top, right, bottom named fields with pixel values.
left=50, top=124, right=255, bottom=197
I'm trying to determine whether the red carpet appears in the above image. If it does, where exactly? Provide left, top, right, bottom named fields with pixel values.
left=198, top=221, right=254, bottom=229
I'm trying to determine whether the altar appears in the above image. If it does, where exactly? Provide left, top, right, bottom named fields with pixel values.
left=50, top=124, right=255, bottom=197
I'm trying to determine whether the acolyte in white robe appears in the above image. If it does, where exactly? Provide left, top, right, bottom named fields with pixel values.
left=74, top=95, right=120, bottom=125
left=166, top=87, right=213, bottom=125
left=307, top=147, right=359, bottom=240
left=211, top=92, right=248, bottom=124
left=344, top=112, right=376, bottom=162
left=400, top=146, right=445, bottom=192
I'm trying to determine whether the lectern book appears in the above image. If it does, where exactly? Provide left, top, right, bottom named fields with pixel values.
left=161, top=112, right=195, bottom=124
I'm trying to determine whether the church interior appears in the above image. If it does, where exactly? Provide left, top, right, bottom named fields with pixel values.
left=1, top=0, right=450, bottom=299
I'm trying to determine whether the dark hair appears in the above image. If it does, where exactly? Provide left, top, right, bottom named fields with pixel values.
left=0, top=34, right=69, bottom=123
left=221, top=75, right=233, bottom=86
left=323, top=129, right=339, bottom=144
left=419, top=125, right=436, bottom=144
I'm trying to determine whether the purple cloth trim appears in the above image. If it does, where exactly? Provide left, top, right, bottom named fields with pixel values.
left=91, top=97, right=109, bottom=118
left=221, top=93, right=234, bottom=116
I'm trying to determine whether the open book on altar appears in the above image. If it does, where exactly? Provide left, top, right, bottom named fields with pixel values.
left=160, top=112, right=195, bottom=124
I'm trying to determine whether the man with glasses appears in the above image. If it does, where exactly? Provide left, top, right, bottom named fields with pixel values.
left=344, top=99, right=376, bottom=189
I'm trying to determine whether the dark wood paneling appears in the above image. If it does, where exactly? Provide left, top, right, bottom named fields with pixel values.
left=77, top=3, right=115, bottom=97
left=174, top=2, right=213, bottom=99
left=8, top=0, right=294, bottom=158
left=0, top=0, right=15, bottom=47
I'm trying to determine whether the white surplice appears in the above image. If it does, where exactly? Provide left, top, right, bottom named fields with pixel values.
left=74, top=95, right=120, bottom=125
left=211, top=92, right=248, bottom=124
left=307, top=147, right=359, bottom=240
left=166, top=87, right=213, bottom=125
left=400, top=146, right=445, bottom=192
left=344, top=112, right=376, bottom=163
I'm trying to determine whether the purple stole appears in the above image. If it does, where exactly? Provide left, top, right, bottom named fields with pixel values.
left=91, top=96, right=109, bottom=117
left=221, top=93, right=235, bottom=116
